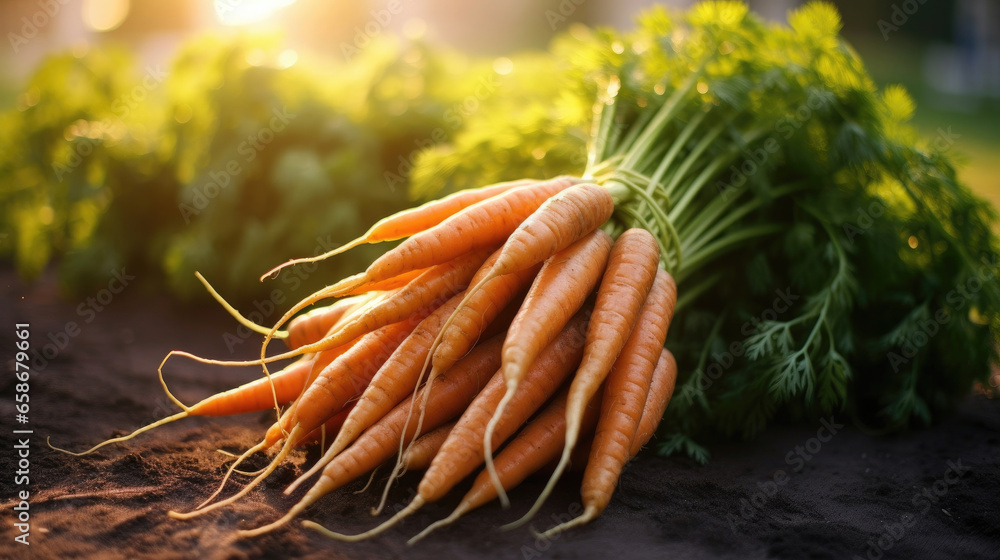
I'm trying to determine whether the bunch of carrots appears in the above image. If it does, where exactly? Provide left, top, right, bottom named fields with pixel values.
left=54, top=175, right=684, bottom=541
left=53, top=0, right=1000, bottom=547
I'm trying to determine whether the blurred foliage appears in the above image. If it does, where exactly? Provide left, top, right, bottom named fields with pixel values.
left=0, top=34, right=495, bottom=303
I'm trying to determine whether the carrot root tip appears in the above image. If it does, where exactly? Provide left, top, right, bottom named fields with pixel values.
left=533, top=506, right=598, bottom=538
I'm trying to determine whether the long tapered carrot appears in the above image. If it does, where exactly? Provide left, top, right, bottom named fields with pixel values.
left=47, top=355, right=317, bottom=456
left=302, top=310, right=592, bottom=542
left=238, top=335, right=505, bottom=537
left=410, top=387, right=603, bottom=543
left=260, top=179, right=543, bottom=280
left=446, top=183, right=615, bottom=340
left=542, top=347, right=677, bottom=537
left=508, top=228, right=662, bottom=529
left=482, top=229, right=612, bottom=506
left=321, top=176, right=580, bottom=296
left=400, top=422, right=455, bottom=471
left=537, top=271, right=677, bottom=537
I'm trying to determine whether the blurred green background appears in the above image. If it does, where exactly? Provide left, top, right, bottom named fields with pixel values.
left=1, top=0, right=996, bottom=304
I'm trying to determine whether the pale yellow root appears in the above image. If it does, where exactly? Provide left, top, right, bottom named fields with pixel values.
left=354, top=466, right=381, bottom=495
left=169, top=425, right=304, bottom=520
left=407, top=501, right=471, bottom=545
left=302, top=497, right=425, bottom=542
left=500, top=420, right=581, bottom=531
left=195, top=271, right=287, bottom=339
left=192, top=440, right=269, bottom=511
left=46, top=411, right=188, bottom=457
left=532, top=505, right=598, bottom=538
left=482, top=385, right=515, bottom=509
left=259, top=239, right=368, bottom=282
left=48, top=354, right=198, bottom=456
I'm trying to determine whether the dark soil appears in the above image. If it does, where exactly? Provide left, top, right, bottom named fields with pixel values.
left=2, top=267, right=998, bottom=560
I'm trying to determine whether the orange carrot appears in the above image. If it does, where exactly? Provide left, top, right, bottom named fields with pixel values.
left=393, top=246, right=544, bottom=494
left=299, top=403, right=356, bottom=449
left=510, top=228, right=661, bottom=529
left=47, top=356, right=316, bottom=456
left=400, top=422, right=455, bottom=471
left=285, top=295, right=369, bottom=350
left=260, top=179, right=545, bottom=280
left=340, top=268, right=427, bottom=296
left=472, top=183, right=614, bottom=286
left=538, top=270, right=677, bottom=536
left=322, top=176, right=580, bottom=296
left=410, top=387, right=603, bottom=543
left=430, top=247, right=542, bottom=375
left=284, top=309, right=432, bottom=441
left=300, top=310, right=592, bottom=542
left=285, top=290, right=471, bottom=492
left=238, top=334, right=505, bottom=537
left=630, top=348, right=678, bottom=457
left=482, top=229, right=612, bottom=505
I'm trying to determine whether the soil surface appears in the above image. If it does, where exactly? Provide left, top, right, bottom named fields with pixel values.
left=2, top=267, right=999, bottom=560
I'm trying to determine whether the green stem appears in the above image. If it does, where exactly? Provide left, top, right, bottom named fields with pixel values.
left=662, top=122, right=726, bottom=201
left=681, top=183, right=805, bottom=256
left=676, top=223, right=783, bottom=284
left=648, top=108, right=709, bottom=194
left=668, top=127, right=768, bottom=227
left=620, top=64, right=706, bottom=171
left=674, top=271, right=722, bottom=313
left=586, top=100, right=618, bottom=176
